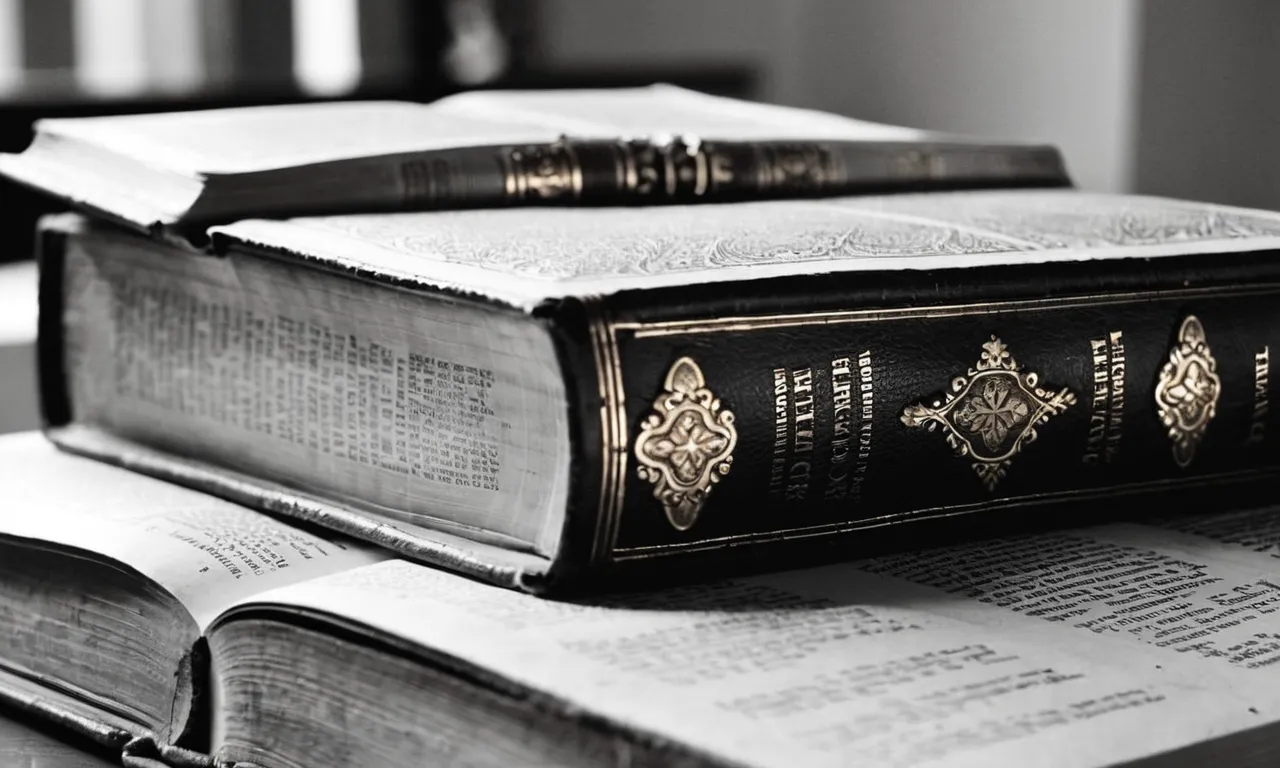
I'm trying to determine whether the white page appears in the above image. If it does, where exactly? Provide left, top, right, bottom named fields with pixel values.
left=215, top=189, right=1280, bottom=311
left=37, top=86, right=943, bottom=177
left=0, top=433, right=388, bottom=627
left=63, top=230, right=571, bottom=556
left=242, top=513, right=1280, bottom=768
left=37, top=101, right=564, bottom=176
left=435, top=84, right=934, bottom=142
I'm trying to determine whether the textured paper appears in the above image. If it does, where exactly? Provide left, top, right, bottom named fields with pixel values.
left=0, top=433, right=386, bottom=627
left=215, top=189, right=1280, bottom=310
left=241, top=511, right=1280, bottom=768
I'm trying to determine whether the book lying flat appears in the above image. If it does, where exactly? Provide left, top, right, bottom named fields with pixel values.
left=0, top=84, right=1067, bottom=233
left=9, top=430, right=1280, bottom=768
left=36, top=189, right=1280, bottom=591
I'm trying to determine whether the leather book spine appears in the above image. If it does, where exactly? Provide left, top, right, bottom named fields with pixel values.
left=396, top=138, right=1071, bottom=212
left=563, top=255, right=1280, bottom=577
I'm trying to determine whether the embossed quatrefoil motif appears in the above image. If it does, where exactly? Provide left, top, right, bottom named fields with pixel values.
left=901, top=336, right=1076, bottom=491
left=635, top=357, right=737, bottom=531
left=1155, top=315, right=1219, bottom=468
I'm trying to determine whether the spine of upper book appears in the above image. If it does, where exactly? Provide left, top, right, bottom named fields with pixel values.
left=570, top=271, right=1280, bottom=573
left=399, top=138, right=1070, bottom=209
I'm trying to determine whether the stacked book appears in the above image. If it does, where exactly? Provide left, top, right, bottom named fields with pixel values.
left=4, top=85, right=1280, bottom=767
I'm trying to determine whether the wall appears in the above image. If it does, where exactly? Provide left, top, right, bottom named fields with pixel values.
left=535, top=0, right=1143, bottom=193
left=1135, top=0, right=1280, bottom=209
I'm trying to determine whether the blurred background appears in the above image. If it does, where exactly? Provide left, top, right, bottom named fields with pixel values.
left=0, top=0, right=1277, bottom=431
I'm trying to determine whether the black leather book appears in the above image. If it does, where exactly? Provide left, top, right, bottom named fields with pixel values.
left=0, top=85, right=1066, bottom=235
left=33, top=189, right=1280, bottom=591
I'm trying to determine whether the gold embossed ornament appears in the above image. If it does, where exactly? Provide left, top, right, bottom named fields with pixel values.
left=902, top=336, right=1075, bottom=490
left=635, top=357, right=737, bottom=531
left=1155, top=315, right=1219, bottom=468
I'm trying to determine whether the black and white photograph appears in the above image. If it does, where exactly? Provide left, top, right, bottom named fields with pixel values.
left=2, top=2, right=1280, bottom=766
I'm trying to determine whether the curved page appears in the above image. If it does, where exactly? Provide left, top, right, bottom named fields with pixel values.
left=234, top=512, right=1280, bottom=768
left=0, top=432, right=387, bottom=627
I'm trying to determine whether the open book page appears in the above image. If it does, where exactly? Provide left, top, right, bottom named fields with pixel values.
left=433, top=84, right=932, bottom=142
left=32, top=86, right=931, bottom=178
left=240, top=512, right=1280, bottom=768
left=0, top=433, right=388, bottom=627
left=215, top=190, right=1280, bottom=311
left=35, top=101, right=565, bottom=176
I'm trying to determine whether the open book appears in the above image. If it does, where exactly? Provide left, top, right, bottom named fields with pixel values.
left=0, top=84, right=1067, bottom=234
left=8, top=430, right=1280, bottom=767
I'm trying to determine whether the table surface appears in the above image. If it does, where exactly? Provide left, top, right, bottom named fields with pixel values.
left=0, top=713, right=116, bottom=767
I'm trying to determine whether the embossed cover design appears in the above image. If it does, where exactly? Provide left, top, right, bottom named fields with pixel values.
left=634, top=357, right=737, bottom=531
left=215, top=190, right=1280, bottom=310
left=901, top=336, right=1075, bottom=490
left=1156, top=316, right=1220, bottom=468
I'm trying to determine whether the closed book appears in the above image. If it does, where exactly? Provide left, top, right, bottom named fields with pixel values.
left=0, top=84, right=1067, bottom=234
left=9, top=431, right=1280, bottom=767
left=34, top=189, right=1280, bottom=591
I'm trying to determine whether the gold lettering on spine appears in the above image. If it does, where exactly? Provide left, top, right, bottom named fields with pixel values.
left=786, top=367, right=816, bottom=501
left=1083, top=331, right=1126, bottom=465
left=769, top=368, right=790, bottom=498
left=501, top=141, right=583, bottom=202
left=709, top=151, right=734, bottom=187
left=1106, top=331, right=1126, bottom=462
left=850, top=352, right=874, bottom=504
left=792, top=368, right=815, bottom=455
left=754, top=143, right=843, bottom=193
left=1084, top=338, right=1110, bottom=464
left=825, top=357, right=854, bottom=500
left=822, top=351, right=873, bottom=503
left=1250, top=347, right=1270, bottom=444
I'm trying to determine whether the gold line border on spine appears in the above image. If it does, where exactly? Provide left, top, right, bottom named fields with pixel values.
left=610, top=466, right=1280, bottom=561
left=586, top=298, right=628, bottom=564
left=621, top=282, right=1280, bottom=338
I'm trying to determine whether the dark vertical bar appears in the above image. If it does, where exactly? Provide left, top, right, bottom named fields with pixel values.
left=228, top=0, right=294, bottom=92
left=20, top=0, right=74, bottom=72
left=489, top=0, right=535, bottom=77
left=201, top=0, right=295, bottom=94
left=401, top=0, right=450, bottom=100
left=34, top=224, right=70, bottom=428
left=358, top=0, right=413, bottom=92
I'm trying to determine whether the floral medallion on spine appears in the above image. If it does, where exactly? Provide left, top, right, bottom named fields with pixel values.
left=901, top=336, right=1076, bottom=491
left=635, top=357, right=737, bottom=531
